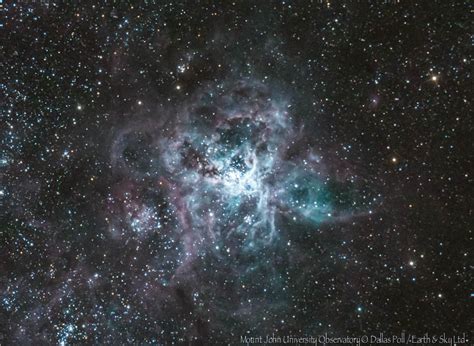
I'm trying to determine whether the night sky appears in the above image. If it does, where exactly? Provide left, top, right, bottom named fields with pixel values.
left=1, top=1, right=472, bottom=345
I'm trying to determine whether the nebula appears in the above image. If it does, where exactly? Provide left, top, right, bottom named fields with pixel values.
left=99, top=79, right=367, bottom=339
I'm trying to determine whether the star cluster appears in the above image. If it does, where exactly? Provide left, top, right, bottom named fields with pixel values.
left=1, top=2, right=472, bottom=344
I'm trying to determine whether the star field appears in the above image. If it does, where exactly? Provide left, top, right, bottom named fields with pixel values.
left=1, top=2, right=472, bottom=345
